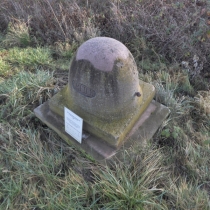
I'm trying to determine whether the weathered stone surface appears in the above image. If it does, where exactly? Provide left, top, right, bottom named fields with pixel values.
left=76, top=37, right=129, bottom=72
left=34, top=100, right=170, bottom=162
left=49, top=37, right=156, bottom=147
left=48, top=80, right=155, bottom=148
left=34, top=37, right=169, bottom=160
left=68, top=37, right=143, bottom=121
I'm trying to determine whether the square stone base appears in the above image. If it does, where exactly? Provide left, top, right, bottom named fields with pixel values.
left=44, top=80, right=156, bottom=148
left=34, top=100, right=170, bottom=162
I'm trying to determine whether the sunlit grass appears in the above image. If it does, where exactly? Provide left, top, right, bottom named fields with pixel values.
left=6, top=47, right=53, bottom=69
left=0, top=46, right=53, bottom=78
left=0, top=58, right=11, bottom=77
left=0, top=70, right=54, bottom=121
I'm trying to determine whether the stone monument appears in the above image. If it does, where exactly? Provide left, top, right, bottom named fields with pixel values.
left=34, top=37, right=169, bottom=161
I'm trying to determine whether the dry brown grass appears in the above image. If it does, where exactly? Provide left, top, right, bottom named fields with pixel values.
left=0, top=0, right=99, bottom=44
left=0, top=0, right=209, bottom=75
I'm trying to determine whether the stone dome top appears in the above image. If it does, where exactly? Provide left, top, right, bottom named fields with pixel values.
left=76, top=37, right=130, bottom=72
left=68, top=37, right=142, bottom=121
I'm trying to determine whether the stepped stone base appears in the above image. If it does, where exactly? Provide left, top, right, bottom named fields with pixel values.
left=34, top=99, right=170, bottom=162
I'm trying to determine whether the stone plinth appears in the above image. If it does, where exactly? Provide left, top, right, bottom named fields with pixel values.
left=34, top=100, right=170, bottom=161
left=48, top=80, right=155, bottom=148
left=34, top=37, right=170, bottom=161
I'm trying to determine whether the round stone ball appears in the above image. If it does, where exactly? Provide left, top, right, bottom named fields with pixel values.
left=68, top=37, right=143, bottom=121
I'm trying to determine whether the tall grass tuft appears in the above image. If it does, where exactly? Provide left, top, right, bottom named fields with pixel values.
left=2, top=19, right=31, bottom=48
left=94, top=146, right=168, bottom=209
left=0, top=70, right=54, bottom=121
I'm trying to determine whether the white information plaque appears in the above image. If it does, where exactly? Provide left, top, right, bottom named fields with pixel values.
left=64, top=107, right=83, bottom=143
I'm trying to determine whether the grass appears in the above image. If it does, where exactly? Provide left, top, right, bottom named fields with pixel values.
left=0, top=71, right=54, bottom=126
left=0, top=125, right=92, bottom=209
left=94, top=147, right=168, bottom=209
left=0, top=0, right=210, bottom=209
left=6, top=47, right=53, bottom=68
left=0, top=58, right=11, bottom=76
left=0, top=47, right=53, bottom=77
left=2, top=19, right=31, bottom=48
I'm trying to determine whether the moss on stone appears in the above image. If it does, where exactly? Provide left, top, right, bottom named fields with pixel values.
left=49, top=80, right=155, bottom=148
